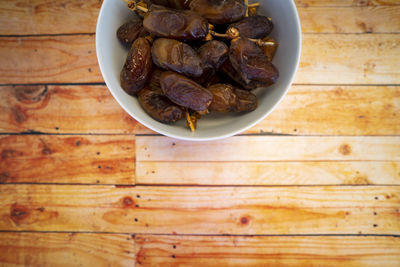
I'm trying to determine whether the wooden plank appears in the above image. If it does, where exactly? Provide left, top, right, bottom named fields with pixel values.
left=299, top=6, right=400, bottom=33
left=0, top=184, right=399, bottom=234
left=1, top=1, right=399, bottom=35
left=295, top=0, right=400, bottom=7
left=136, top=136, right=400, bottom=162
left=1, top=85, right=399, bottom=135
left=0, top=85, right=145, bottom=134
left=1, top=34, right=399, bottom=85
left=296, top=34, right=400, bottom=84
left=136, top=161, right=400, bottom=185
left=0, top=35, right=101, bottom=84
left=135, top=235, right=400, bottom=267
left=3, top=85, right=396, bottom=136
left=0, top=0, right=101, bottom=35
left=0, top=135, right=135, bottom=184
left=247, top=85, right=400, bottom=135
left=0, top=232, right=134, bottom=267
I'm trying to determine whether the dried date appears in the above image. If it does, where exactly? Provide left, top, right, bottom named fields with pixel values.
left=120, top=37, right=153, bottom=95
left=229, top=37, right=278, bottom=87
left=143, top=4, right=208, bottom=40
left=189, top=0, right=246, bottom=25
left=208, top=83, right=257, bottom=112
left=116, top=16, right=147, bottom=47
left=228, top=15, right=273, bottom=39
left=160, top=71, right=213, bottom=111
left=152, top=38, right=203, bottom=77
left=138, top=86, right=183, bottom=123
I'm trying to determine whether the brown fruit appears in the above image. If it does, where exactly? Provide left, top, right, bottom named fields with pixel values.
left=229, top=37, right=279, bottom=87
left=120, top=37, right=153, bottom=95
left=208, top=83, right=257, bottom=112
left=116, top=17, right=147, bottom=47
left=228, top=16, right=274, bottom=39
left=138, top=87, right=183, bottom=123
left=160, top=71, right=213, bottom=111
left=143, top=5, right=208, bottom=40
left=152, top=38, right=203, bottom=77
left=189, top=0, right=246, bottom=25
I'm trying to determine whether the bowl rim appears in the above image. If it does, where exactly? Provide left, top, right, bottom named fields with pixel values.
left=96, top=0, right=302, bottom=141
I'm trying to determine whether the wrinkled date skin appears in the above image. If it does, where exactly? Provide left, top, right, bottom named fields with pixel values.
left=143, top=5, right=209, bottom=40
left=229, top=37, right=279, bottom=87
left=220, top=59, right=258, bottom=90
left=147, top=68, right=164, bottom=91
left=189, top=0, right=246, bottom=25
left=198, top=40, right=228, bottom=72
left=117, top=17, right=147, bottom=47
left=160, top=71, right=213, bottom=111
left=196, top=40, right=228, bottom=83
left=228, top=15, right=274, bottom=39
left=120, top=37, right=153, bottom=95
left=155, top=0, right=190, bottom=9
left=234, top=86, right=258, bottom=112
left=138, top=86, right=183, bottom=123
left=152, top=38, right=203, bottom=77
left=209, top=83, right=257, bottom=112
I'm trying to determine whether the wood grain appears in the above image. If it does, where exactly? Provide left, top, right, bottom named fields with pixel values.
left=136, top=136, right=400, bottom=162
left=0, top=135, right=135, bottom=184
left=136, top=161, right=400, bottom=185
left=0, top=1, right=398, bottom=35
left=299, top=6, right=400, bottom=33
left=1, top=85, right=398, bottom=135
left=0, top=0, right=101, bottom=35
left=294, top=0, right=400, bottom=7
left=297, top=34, right=400, bottom=84
left=135, top=235, right=400, bottom=267
left=0, top=184, right=399, bottom=234
left=1, top=34, right=399, bottom=85
left=0, top=85, right=144, bottom=134
left=0, top=232, right=134, bottom=267
left=0, top=35, right=101, bottom=84
left=249, top=85, right=400, bottom=135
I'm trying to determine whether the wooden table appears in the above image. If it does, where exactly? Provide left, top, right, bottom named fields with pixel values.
left=0, top=0, right=399, bottom=266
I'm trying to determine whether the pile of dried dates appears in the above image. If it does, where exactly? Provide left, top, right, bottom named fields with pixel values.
left=118, top=0, right=279, bottom=131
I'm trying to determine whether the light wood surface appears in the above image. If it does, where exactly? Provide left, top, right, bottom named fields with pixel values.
left=1, top=85, right=398, bottom=135
left=1, top=0, right=399, bottom=266
left=0, top=85, right=144, bottom=134
left=0, top=36, right=101, bottom=84
left=0, top=232, right=134, bottom=267
left=1, top=34, right=399, bottom=84
left=299, top=6, right=400, bottom=33
left=136, top=136, right=400, bottom=161
left=135, top=235, right=400, bottom=267
left=0, top=0, right=101, bottom=35
left=1, top=184, right=399, bottom=235
left=1, top=1, right=399, bottom=35
left=137, top=161, right=400, bottom=185
left=0, top=135, right=135, bottom=184
left=294, top=0, right=400, bottom=6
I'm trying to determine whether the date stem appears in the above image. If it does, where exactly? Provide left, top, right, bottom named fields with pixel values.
left=185, top=110, right=196, bottom=132
left=122, top=0, right=149, bottom=13
left=211, top=27, right=274, bottom=47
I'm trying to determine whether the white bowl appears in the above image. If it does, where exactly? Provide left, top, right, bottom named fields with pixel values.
left=96, top=0, right=301, bottom=141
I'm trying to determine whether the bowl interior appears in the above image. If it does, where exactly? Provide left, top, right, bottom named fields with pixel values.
left=96, top=0, right=301, bottom=141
